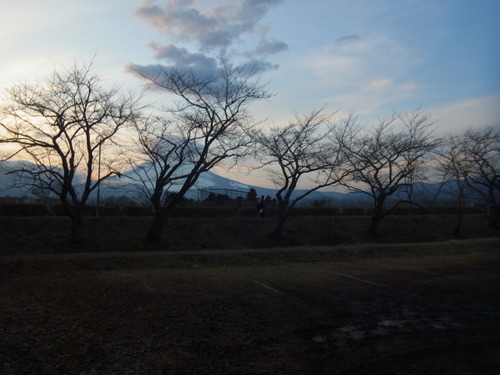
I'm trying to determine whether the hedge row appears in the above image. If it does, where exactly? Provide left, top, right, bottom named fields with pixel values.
left=0, top=202, right=49, bottom=216
left=0, top=202, right=487, bottom=217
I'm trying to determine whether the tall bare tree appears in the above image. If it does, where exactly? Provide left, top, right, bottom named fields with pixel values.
left=0, top=62, right=141, bottom=242
left=435, top=134, right=470, bottom=236
left=129, top=62, right=271, bottom=243
left=339, top=110, right=437, bottom=236
left=255, top=108, right=353, bottom=240
left=456, top=127, right=500, bottom=227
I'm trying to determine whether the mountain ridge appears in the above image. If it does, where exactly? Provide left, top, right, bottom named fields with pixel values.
left=0, top=160, right=462, bottom=207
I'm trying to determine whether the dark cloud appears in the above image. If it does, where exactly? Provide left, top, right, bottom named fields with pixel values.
left=125, top=62, right=213, bottom=93
left=134, top=0, right=230, bottom=50
left=252, top=39, right=289, bottom=56
left=245, top=58, right=280, bottom=73
left=125, top=59, right=274, bottom=101
left=131, top=0, right=287, bottom=77
left=336, top=34, right=361, bottom=44
left=134, top=0, right=283, bottom=51
left=148, top=41, right=218, bottom=72
left=125, top=62, right=163, bottom=84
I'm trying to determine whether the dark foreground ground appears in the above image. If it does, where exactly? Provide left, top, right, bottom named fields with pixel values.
left=1, top=238, right=499, bottom=374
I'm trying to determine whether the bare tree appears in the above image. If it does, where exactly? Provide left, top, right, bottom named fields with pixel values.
left=435, top=134, right=470, bottom=236
left=129, top=62, right=271, bottom=243
left=255, top=108, right=352, bottom=240
left=458, top=127, right=500, bottom=227
left=340, top=110, right=437, bottom=236
left=0, top=62, right=141, bottom=242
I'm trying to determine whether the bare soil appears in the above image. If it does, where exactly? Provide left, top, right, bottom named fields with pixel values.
left=0, top=240, right=499, bottom=373
left=0, top=216, right=499, bottom=374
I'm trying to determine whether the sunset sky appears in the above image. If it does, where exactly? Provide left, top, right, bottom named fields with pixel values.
left=1, top=0, right=499, bottom=185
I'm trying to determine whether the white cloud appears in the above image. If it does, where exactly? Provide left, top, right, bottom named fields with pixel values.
left=291, top=31, right=425, bottom=118
left=301, top=33, right=420, bottom=89
left=368, top=79, right=393, bottom=92
left=300, top=55, right=360, bottom=89
left=431, top=94, right=500, bottom=135
left=0, top=0, right=133, bottom=87
left=0, top=1, right=106, bottom=41
left=0, top=54, right=76, bottom=87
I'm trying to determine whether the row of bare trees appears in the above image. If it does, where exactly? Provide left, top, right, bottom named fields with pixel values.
left=1, top=61, right=498, bottom=244
left=436, top=127, right=500, bottom=234
left=255, top=109, right=443, bottom=239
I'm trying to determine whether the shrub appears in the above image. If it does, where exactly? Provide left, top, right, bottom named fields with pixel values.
left=426, top=207, right=458, bottom=215
left=290, top=207, right=340, bottom=216
left=51, top=204, right=119, bottom=216
left=170, top=206, right=236, bottom=218
left=464, top=206, right=486, bottom=214
left=341, top=207, right=366, bottom=216
left=237, top=206, right=279, bottom=217
left=122, top=205, right=151, bottom=217
left=390, top=207, right=413, bottom=215
left=0, top=202, right=48, bottom=216
left=90, top=205, right=120, bottom=217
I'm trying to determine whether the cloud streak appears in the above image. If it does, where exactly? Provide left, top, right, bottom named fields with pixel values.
left=336, top=34, right=360, bottom=45
left=297, top=33, right=423, bottom=115
left=431, top=94, right=500, bottom=135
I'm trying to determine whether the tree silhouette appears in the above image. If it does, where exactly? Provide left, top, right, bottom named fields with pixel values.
left=129, top=61, right=270, bottom=243
left=0, top=62, right=141, bottom=242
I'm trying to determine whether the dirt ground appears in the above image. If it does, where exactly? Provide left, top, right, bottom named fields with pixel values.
left=1, top=238, right=499, bottom=374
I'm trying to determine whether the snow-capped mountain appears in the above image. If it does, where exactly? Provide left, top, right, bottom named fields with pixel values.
left=0, top=160, right=275, bottom=201
left=1, top=160, right=473, bottom=207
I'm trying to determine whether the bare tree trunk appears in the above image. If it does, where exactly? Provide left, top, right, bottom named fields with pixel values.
left=452, top=195, right=464, bottom=238
left=146, top=208, right=168, bottom=244
left=367, top=195, right=385, bottom=237
left=70, top=213, right=85, bottom=243
left=488, top=206, right=500, bottom=228
left=271, top=207, right=289, bottom=241
left=452, top=210, right=463, bottom=238
left=367, top=213, right=382, bottom=237
left=61, top=198, right=86, bottom=244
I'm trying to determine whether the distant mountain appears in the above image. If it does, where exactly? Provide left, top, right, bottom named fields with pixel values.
left=1, top=160, right=473, bottom=207
left=0, top=160, right=88, bottom=198
left=0, top=160, right=276, bottom=201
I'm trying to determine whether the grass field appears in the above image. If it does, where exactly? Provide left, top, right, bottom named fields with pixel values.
left=1, top=232, right=499, bottom=374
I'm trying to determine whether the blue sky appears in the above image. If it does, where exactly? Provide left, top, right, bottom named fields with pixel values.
left=1, top=0, right=499, bottom=185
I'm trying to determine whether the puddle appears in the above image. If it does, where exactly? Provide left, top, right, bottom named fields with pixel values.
left=314, top=314, right=464, bottom=344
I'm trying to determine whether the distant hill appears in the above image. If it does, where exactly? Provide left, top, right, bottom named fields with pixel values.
left=0, top=160, right=276, bottom=201
left=0, top=160, right=475, bottom=207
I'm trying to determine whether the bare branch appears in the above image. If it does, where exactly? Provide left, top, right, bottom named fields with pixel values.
left=255, top=107, right=352, bottom=239
left=0, top=61, right=143, bottom=242
left=128, top=60, right=270, bottom=243
left=339, top=109, right=438, bottom=235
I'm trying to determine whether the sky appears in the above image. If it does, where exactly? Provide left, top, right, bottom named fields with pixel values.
left=1, top=0, right=499, bottom=186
